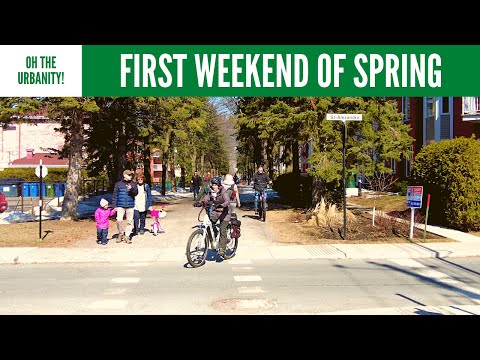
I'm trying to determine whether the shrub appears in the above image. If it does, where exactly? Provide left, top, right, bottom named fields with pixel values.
left=273, top=172, right=312, bottom=206
left=393, top=180, right=409, bottom=196
left=412, top=136, right=480, bottom=231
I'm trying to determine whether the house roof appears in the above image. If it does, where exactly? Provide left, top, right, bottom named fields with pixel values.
left=11, top=153, right=68, bottom=166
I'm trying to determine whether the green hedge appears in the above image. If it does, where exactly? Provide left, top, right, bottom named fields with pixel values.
left=0, top=168, right=68, bottom=182
left=273, top=172, right=312, bottom=206
left=412, top=136, right=480, bottom=231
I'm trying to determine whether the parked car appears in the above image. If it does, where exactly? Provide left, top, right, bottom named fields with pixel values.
left=0, top=191, right=8, bottom=213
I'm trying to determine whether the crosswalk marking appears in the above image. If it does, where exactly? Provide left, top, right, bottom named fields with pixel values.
left=238, top=286, right=265, bottom=294
left=111, top=277, right=140, bottom=284
left=87, top=300, right=128, bottom=310
left=234, top=275, right=262, bottom=282
left=388, top=258, right=480, bottom=304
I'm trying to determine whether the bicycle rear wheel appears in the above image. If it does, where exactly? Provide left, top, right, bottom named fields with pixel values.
left=186, top=229, right=208, bottom=268
left=224, top=224, right=238, bottom=259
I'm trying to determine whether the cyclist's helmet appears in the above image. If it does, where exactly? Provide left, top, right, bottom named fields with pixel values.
left=210, top=176, right=222, bottom=186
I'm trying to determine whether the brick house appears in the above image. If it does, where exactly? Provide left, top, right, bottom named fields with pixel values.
left=390, top=97, right=480, bottom=180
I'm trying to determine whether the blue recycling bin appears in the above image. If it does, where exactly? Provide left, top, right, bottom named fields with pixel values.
left=22, top=183, right=30, bottom=197
left=41, top=183, right=47, bottom=197
left=54, top=182, right=66, bottom=197
left=29, top=182, right=39, bottom=197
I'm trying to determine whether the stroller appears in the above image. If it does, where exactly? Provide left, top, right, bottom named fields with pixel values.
left=150, top=206, right=167, bottom=236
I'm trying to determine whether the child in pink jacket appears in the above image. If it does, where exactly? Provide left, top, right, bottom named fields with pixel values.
left=95, top=198, right=116, bottom=245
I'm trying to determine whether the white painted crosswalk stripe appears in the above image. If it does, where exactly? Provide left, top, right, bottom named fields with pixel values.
left=87, top=300, right=128, bottom=310
left=388, top=258, right=480, bottom=304
left=111, top=277, right=140, bottom=284
left=238, top=286, right=266, bottom=294
left=234, top=275, right=262, bottom=282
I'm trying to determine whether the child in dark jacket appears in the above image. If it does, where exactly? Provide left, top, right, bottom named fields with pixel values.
left=94, top=198, right=116, bottom=245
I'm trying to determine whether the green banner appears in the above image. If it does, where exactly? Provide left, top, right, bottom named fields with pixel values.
left=82, top=45, right=480, bottom=96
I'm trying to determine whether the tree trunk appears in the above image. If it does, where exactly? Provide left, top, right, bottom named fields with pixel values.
left=61, top=111, right=83, bottom=221
left=117, top=121, right=127, bottom=182
left=311, top=176, right=323, bottom=206
left=292, top=139, right=300, bottom=175
left=200, top=153, right=205, bottom=174
left=170, top=160, right=176, bottom=192
left=191, top=147, right=196, bottom=172
left=161, top=159, right=167, bottom=196
left=181, top=166, right=186, bottom=188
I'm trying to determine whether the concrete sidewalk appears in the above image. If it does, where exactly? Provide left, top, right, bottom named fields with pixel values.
left=1, top=193, right=480, bottom=265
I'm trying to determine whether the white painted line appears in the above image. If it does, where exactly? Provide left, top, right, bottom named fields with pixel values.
left=229, top=259, right=252, bottom=265
left=237, top=299, right=272, bottom=309
left=238, top=286, right=265, bottom=294
left=389, top=259, right=480, bottom=304
left=126, top=262, right=151, bottom=267
left=111, top=278, right=140, bottom=284
left=103, top=288, right=129, bottom=295
left=87, top=300, right=128, bottom=310
left=388, top=259, right=427, bottom=268
left=232, top=266, right=254, bottom=271
left=417, top=269, right=450, bottom=279
left=234, top=275, right=262, bottom=282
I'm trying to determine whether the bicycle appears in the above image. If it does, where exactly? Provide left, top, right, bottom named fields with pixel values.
left=186, top=203, right=239, bottom=268
left=255, top=186, right=269, bottom=222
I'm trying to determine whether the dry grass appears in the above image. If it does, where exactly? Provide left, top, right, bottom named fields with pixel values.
left=266, top=207, right=453, bottom=245
left=347, top=194, right=407, bottom=213
left=0, top=218, right=100, bottom=247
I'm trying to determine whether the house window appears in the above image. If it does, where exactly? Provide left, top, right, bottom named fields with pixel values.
left=426, top=97, right=435, bottom=117
left=401, top=97, right=410, bottom=122
left=405, top=145, right=413, bottom=178
left=462, top=97, right=480, bottom=115
left=441, top=97, right=450, bottom=114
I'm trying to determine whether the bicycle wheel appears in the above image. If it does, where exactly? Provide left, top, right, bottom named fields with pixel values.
left=224, top=224, right=238, bottom=259
left=186, top=229, right=208, bottom=268
left=257, top=198, right=263, bottom=220
left=261, top=198, right=267, bottom=222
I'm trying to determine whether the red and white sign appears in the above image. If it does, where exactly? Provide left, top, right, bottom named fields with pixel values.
left=406, top=186, right=423, bottom=208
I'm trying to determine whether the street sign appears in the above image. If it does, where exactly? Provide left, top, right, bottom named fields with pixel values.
left=326, top=114, right=363, bottom=121
left=406, top=186, right=423, bottom=208
left=35, top=165, right=48, bottom=178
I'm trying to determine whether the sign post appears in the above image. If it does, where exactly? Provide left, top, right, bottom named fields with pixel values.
left=406, top=185, right=423, bottom=239
left=326, top=113, right=363, bottom=239
left=35, top=160, right=48, bottom=241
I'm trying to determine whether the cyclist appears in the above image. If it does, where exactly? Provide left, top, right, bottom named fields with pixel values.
left=250, top=165, right=272, bottom=215
left=199, top=176, right=231, bottom=258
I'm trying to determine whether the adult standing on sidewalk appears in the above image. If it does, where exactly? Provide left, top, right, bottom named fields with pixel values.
left=191, top=170, right=202, bottom=202
left=133, top=173, right=153, bottom=236
left=112, top=169, right=138, bottom=244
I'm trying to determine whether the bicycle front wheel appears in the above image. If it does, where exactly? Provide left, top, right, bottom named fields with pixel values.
left=261, top=198, right=267, bottom=222
left=186, top=229, right=208, bottom=268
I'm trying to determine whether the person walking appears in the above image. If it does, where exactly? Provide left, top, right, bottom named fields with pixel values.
left=133, top=173, right=153, bottom=236
left=112, top=169, right=138, bottom=244
left=191, top=170, right=202, bottom=202
left=94, top=198, right=116, bottom=245
left=223, top=173, right=241, bottom=214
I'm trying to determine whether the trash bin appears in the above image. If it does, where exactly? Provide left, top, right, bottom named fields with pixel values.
left=41, top=183, right=47, bottom=197
left=54, top=182, right=66, bottom=197
left=22, top=183, right=30, bottom=197
left=166, top=180, right=172, bottom=191
left=29, top=182, right=39, bottom=197
left=46, top=183, right=55, bottom=197
left=0, top=184, right=19, bottom=197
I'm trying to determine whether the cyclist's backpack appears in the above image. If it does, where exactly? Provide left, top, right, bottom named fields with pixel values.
left=230, top=213, right=242, bottom=238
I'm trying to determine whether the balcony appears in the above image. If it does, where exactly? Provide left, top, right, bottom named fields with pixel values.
left=462, top=97, right=480, bottom=122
